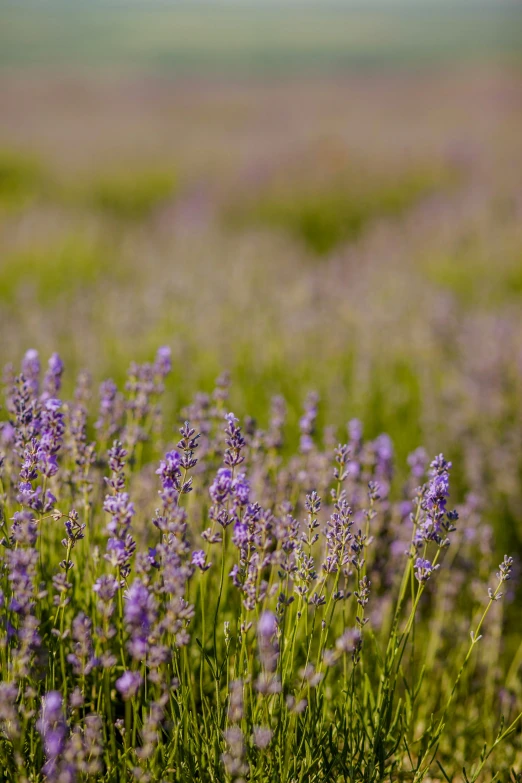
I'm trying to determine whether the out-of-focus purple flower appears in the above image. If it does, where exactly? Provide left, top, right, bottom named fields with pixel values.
left=266, top=395, right=286, bottom=450
left=257, top=611, right=278, bottom=673
left=299, top=392, right=319, bottom=454
left=66, top=613, right=100, bottom=676
left=374, top=434, right=394, bottom=484
left=228, top=679, right=244, bottom=722
left=253, top=726, right=273, bottom=749
left=7, top=546, right=38, bottom=615
left=399, top=500, right=413, bottom=519
left=124, top=579, right=157, bottom=660
left=96, top=379, right=123, bottom=440
left=103, top=492, right=135, bottom=536
left=37, top=691, right=67, bottom=782
left=93, top=574, right=119, bottom=602
left=222, top=726, right=248, bottom=780
left=258, top=611, right=277, bottom=638
left=348, top=418, right=363, bottom=444
left=154, top=346, right=172, bottom=379
left=42, top=354, right=64, bottom=400
left=115, top=671, right=142, bottom=701
left=407, top=447, right=428, bottom=481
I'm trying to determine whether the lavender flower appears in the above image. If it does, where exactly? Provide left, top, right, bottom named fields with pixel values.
left=42, top=353, right=64, bottom=400
left=414, top=557, right=440, bottom=583
left=192, top=549, right=211, bottom=571
left=299, top=392, right=319, bottom=454
left=210, top=467, right=233, bottom=505
left=416, top=454, right=458, bottom=548
left=257, top=611, right=278, bottom=673
left=37, top=691, right=68, bottom=782
left=22, top=349, right=40, bottom=397
left=124, top=579, right=157, bottom=660
left=96, top=379, right=123, bottom=440
left=154, top=345, right=172, bottom=379
left=253, top=726, right=273, bottom=749
left=116, top=671, right=142, bottom=701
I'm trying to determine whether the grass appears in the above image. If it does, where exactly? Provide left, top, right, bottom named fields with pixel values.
left=0, top=148, right=46, bottom=210
left=83, top=168, right=177, bottom=220
left=227, top=166, right=456, bottom=255
left=0, top=235, right=115, bottom=305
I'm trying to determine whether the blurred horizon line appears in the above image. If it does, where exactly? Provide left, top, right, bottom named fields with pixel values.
left=1, top=0, right=521, bottom=74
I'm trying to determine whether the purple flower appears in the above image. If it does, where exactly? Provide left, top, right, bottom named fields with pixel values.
left=258, top=611, right=277, bottom=638
left=416, top=454, right=457, bottom=547
left=103, top=492, right=135, bottom=536
left=7, top=547, right=38, bottom=615
left=253, top=726, right=273, bottom=749
left=156, top=450, right=181, bottom=485
left=93, top=575, right=120, bottom=602
left=154, top=345, right=172, bottom=379
left=223, top=413, right=245, bottom=468
left=42, top=353, right=64, bottom=400
left=348, top=418, right=363, bottom=445
left=299, top=391, right=319, bottom=454
left=105, top=535, right=136, bottom=575
left=414, top=557, right=439, bottom=583
left=232, top=521, right=249, bottom=547
left=407, top=447, right=428, bottom=480
left=96, top=379, right=123, bottom=439
left=66, top=613, right=99, bottom=676
left=191, top=550, right=211, bottom=571
left=37, top=691, right=67, bottom=781
left=232, top=472, right=250, bottom=506
left=22, top=349, right=40, bottom=397
left=38, top=398, right=65, bottom=478
left=124, top=579, right=157, bottom=660
left=257, top=611, right=279, bottom=673
left=209, top=467, right=233, bottom=505
left=115, top=671, right=142, bottom=701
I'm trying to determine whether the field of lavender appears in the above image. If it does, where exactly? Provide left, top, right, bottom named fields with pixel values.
left=1, top=5, right=522, bottom=778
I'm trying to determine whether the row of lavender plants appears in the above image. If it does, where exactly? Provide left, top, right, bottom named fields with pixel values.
left=0, top=348, right=520, bottom=782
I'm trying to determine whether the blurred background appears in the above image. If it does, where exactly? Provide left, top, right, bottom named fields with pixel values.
left=1, top=1, right=522, bottom=556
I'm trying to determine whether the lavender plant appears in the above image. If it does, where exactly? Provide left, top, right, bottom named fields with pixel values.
left=0, top=349, right=520, bottom=782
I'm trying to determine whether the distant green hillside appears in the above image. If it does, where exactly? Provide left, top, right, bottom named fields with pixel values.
left=0, top=2, right=521, bottom=72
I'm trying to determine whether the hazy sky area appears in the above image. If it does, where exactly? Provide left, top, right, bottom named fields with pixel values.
left=1, top=0, right=521, bottom=72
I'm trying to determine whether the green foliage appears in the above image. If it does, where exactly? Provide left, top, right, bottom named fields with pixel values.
left=0, top=148, right=45, bottom=209
left=0, top=236, right=114, bottom=305
left=425, top=251, right=522, bottom=307
left=84, top=168, right=177, bottom=220
left=229, top=168, right=454, bottom=255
